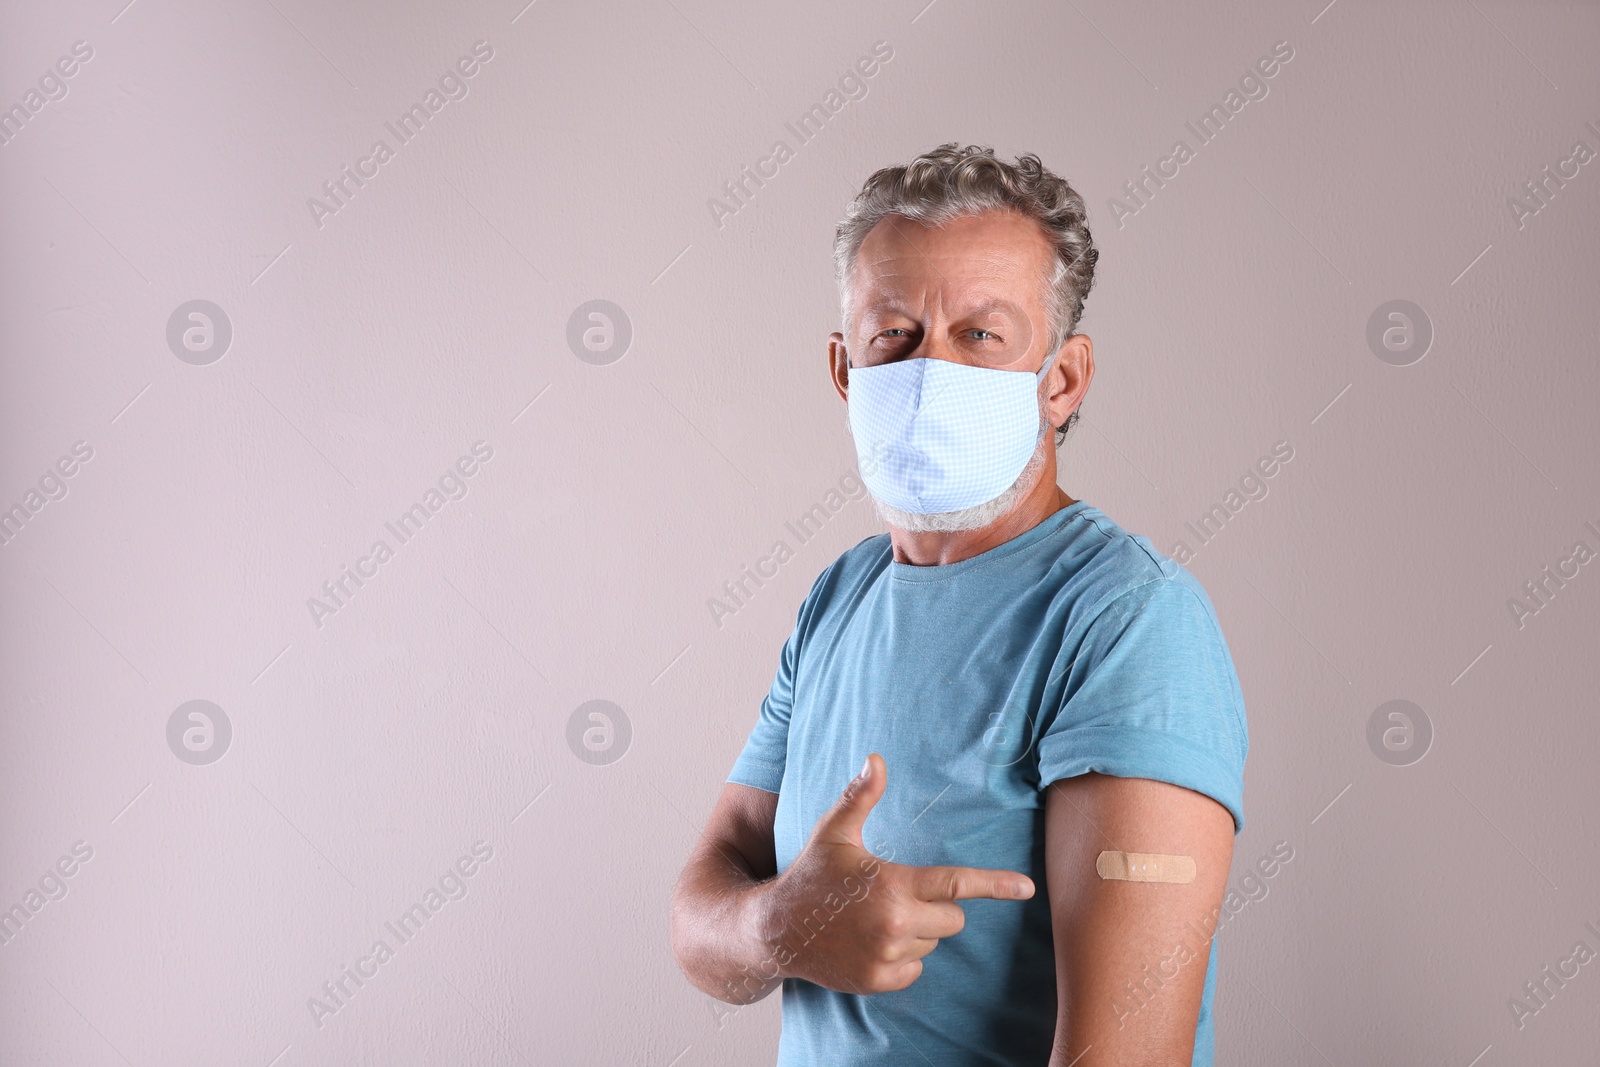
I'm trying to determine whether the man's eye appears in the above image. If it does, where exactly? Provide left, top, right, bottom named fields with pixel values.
left=970, top=329, right=998, bottom=341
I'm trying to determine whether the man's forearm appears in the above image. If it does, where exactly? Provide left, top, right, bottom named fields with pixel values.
left=670, top=846, right=784, bottom=1004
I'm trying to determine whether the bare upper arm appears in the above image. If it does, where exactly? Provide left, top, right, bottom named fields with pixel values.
left=1043, top=772, right=1235, bottom=1066
left=694, top=781, right=780, bottom=882
left=669, top=782, right=783, bottom=1003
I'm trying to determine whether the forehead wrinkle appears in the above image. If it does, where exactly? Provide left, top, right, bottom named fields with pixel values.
left=855, top=288, right=1025, bottom=322
left=863, top=244, right=1018, bottom=285
left=854, top=242, right=1046, bottom=306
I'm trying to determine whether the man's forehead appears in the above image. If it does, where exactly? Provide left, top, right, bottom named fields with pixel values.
left=856, top=208, right=1048, bottom=259
left=852, top=213, right=1049, bottom=293
left=854, top=289, right=1028, bottom=318
left=856, top=235, right=1042, bottom=275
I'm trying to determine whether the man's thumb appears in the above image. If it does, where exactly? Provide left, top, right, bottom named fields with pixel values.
left=815, top=753, right=886, bottom=845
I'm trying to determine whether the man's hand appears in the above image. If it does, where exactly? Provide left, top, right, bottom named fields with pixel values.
left=758, top=752, right=1036, bottom=995
left=670, top=753, right=1034, bottom=1005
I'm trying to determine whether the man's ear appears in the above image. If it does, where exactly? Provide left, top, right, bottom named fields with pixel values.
left=1049, top=334, right=1094, bottom=427
left=828, top=331, right=850, bottom=403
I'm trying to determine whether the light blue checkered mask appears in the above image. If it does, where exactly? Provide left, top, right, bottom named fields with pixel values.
left=847, top=356, right=1051, bottom=514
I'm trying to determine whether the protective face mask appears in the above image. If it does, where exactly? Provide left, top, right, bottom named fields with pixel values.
left=847, top=356, right=1052, bottom=514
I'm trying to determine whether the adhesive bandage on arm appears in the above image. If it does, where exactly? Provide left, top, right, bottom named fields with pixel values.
left=1095, top=850, right=1196, bottom=884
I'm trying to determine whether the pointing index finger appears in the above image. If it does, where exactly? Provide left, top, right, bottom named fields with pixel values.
left=909, top=864, right=1035, bottom=902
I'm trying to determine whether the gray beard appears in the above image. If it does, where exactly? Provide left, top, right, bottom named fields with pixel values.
left=846, top=398, right=1056, bottom=535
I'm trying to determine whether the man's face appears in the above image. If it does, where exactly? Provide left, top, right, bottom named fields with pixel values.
left=845, top=208, right=1054, bottom=374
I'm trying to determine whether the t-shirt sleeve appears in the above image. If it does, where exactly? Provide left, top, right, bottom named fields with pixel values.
left=1036, top=576, right=1249, bottom=833
left=726, top=562, right=837, bottom=794
left=726, top=630, right=795, bottom=794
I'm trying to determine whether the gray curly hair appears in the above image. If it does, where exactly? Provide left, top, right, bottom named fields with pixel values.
left=832, top=143, right=1099, bottom=439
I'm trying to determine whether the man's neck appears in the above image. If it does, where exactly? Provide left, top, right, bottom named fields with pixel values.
left=888, top=480, right=1076, bottom=567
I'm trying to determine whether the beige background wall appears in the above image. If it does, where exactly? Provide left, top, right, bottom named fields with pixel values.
left=2, top=0, right=1597, bottom=1063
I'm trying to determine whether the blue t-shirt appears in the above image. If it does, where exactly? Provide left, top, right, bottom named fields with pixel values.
left=727, top=500, right=1248, bottom=1066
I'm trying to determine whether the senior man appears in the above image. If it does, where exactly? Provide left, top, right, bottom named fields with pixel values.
left=671, top=143, right=1249, bottom=1067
